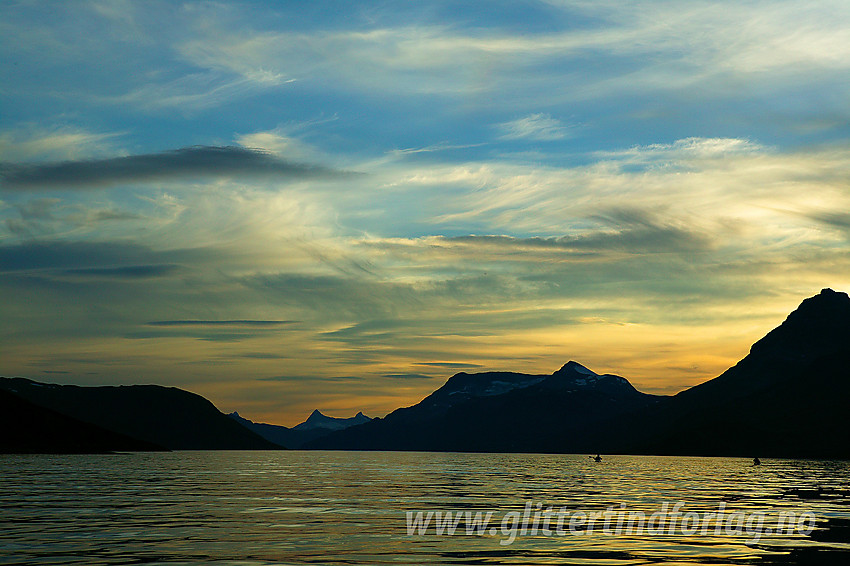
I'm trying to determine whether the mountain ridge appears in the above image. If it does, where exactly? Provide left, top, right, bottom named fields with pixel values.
left=292, top=409, right=371, bottom=431
left=307, top=358, right=663, bottom=452
left=309, top=288, right=850, bottom=457
left=227, top=409, right=371, bottom=448
left=0, top=378, right=281, bottom=451
left=4, top=288, right=846, bottom=456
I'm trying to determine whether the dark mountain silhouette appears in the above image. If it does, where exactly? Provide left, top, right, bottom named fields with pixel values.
left=309, top=289, right=850, bottom=457
left=307, top=361, right=662, bottom=452
left=0, top=388, right=164, bottom=453
left=229, top=409, right=371, bottom=448
left=6, top=288, right=847, bottom=456
left=0, top=378, right=281, bottom=450
left=609, top=288, right=850, bottom=458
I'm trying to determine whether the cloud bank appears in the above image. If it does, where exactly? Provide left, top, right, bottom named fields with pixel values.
left=0, top=146, right=351, bottom=190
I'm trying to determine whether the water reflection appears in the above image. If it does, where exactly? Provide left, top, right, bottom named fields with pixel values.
left=1, top=452, right=848, bottom=565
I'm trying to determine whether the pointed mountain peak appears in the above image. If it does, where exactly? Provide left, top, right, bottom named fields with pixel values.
left=295, top=409, right=334, bottom=430
left=555, top=361, right=597, bottom=376
left=355, top=411, right=365, bottom=417
left=298, top=409, right=329, bottom=426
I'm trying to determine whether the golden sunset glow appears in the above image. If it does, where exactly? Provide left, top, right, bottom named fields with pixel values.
left=3, top=1, right=850, bottom=425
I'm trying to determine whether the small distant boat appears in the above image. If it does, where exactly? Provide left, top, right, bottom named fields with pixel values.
left=753, top=457, right=761, bottom=466
left=592, top=454, right=602, bottom=462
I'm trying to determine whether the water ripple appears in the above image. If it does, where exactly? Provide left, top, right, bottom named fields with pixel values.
left=1, top=452, right=849, bottom=565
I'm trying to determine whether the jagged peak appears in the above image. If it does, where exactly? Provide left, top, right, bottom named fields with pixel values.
left=228, top=411, right=256, bottom=423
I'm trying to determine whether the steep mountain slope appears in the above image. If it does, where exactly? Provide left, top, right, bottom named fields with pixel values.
left=619, top=288, right=850, bottom=457
left=0, top=378, right=281, bottom=450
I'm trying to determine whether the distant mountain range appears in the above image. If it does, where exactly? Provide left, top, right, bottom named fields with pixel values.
left=228, top=409, right=371, bottom=448
left=306, top=359, right=662, bottom=453
left=309, top=288, right=850, bottom=458
left=2, top=288, right=848, bottom=456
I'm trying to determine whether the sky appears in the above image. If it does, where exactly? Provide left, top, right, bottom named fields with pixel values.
left=2, top=0, right=850, bottom=425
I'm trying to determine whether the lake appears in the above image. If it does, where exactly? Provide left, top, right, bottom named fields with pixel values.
left=2, top=451, right=849, bottom=565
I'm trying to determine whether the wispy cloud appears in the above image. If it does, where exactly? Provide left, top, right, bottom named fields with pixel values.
left=146, top=320, right=297, bottom=327
left=498, top=114, right=573, bottom=141
left=442, top=209, right=713, bottom=255
left=168, top=2, right=850, bottom=110
left=0, top=127, right=121, bottom=162
left=61, top=265, right=179, bottom=279
left=235, top=129, right=320, bottom=161
left=101, top=73, right=295, bottom=112
left=388, top=142, right=487, bottom=156
left=416, top=362, right=483, bottom=369
left=3, top=198, right=143, bottom=239
left=258, top=374, right=364, bottom=382
left=804, top=210, right=850, bottom=236
left=0, top=241, right=168, bottom=272
left=595, top=137, right=765, bottom=161
left=383, top=373, right=435, bottom=379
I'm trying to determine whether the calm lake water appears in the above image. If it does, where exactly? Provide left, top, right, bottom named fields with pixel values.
left=2, top=451, right=849, bottom=565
